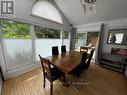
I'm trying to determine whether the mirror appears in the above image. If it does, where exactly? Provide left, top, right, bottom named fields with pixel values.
left=107, top=29, right=127, bottom=45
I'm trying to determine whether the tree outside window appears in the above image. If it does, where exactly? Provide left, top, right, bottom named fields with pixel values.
left=34, top=25, right=60, bottom=39
left=0, top=18, right=30, bottom=38
left=63, top=31, right=69, bottom=39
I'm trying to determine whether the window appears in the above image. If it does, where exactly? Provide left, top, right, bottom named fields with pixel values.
left=34, top=25, right=60, bottom=39
left=75, top=33, right=87, bottom=49
left=31, top=0, right=63, bottom=24
left=63, top=31, right=69, bottom=39
left=0, top=18, right=30, bottom=38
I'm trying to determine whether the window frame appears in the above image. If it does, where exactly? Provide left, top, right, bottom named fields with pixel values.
left=31, top=0, right=63, bottom=24
left=63, top=31, right=69, bottom=39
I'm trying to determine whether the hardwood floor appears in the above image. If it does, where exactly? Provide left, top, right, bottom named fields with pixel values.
left=2, top=64, right=127, bottom=95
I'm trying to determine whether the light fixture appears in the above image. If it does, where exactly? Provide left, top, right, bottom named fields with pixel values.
left=84, top=0, right=97, bottom=4
left=81, top=0, right=101, bottom=15
left=81, top=0, right=100, bottom=5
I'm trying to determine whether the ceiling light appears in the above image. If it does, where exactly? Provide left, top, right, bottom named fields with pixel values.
left=81, top=0, right=101, bottom=15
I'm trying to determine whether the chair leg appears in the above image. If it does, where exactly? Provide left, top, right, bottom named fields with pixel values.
left=62, top=75, right=69, bottom=87
left=50, top=82, right=53, bottom=95
left=62, top=75, right=66, bottom=85
left=43, top=75, right=45, bottom=88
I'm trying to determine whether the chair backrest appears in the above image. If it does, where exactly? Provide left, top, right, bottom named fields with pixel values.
left=84, top=49, right=95, bottom=70
left=88, top=43, right=93, bottom=47
left=80, top=47, right=88, bottom=52
left=87, top=49, right=94, bottom=63
left=39, top=55, right=52, bottom=80
left=80, top=52, right=88, bottom=64
left=71, top=52, right=87, bottom=77
left=61, top=45, right=66, bottom=53
left=52, top=46, right=59, bottom=55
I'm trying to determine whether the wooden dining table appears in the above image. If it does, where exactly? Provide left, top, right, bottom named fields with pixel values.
left=46, top=51, right=82, bottom=74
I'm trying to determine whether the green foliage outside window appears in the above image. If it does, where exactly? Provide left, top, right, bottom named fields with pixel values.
left=63, top=31, right=69, bottom=39
left=34, top=25, right=60, bottom=39
left=75, top=33, right=87, bottom=48
left=76, top=33, right=87, bottom=40
left=0, top=19, right=68, bottom=39
left=0, top=18, right=30, bottom=38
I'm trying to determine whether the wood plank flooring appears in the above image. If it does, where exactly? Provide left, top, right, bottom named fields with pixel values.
left=2, top=64, right=127, bottom=95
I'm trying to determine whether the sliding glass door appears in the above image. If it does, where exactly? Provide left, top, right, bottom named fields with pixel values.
left=75, top=33, right=87, bottom=49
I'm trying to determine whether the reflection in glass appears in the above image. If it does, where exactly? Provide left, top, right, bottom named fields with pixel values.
left=115, top=33, right=124, bottom=44
left=107, top=29, right=127, bottom=45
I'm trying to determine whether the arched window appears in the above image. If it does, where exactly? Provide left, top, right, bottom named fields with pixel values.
left=31, top=0, right=63, bottom=24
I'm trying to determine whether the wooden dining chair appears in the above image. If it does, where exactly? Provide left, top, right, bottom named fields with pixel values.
left=71, top=52, right=88, bottom=77
left=80, top=46, right=88, bottom=52
left=39, top=55, right=65, bottom=95
left=61, top=45, right=66, bottom=53
left=52, top=46, right=59, bottom=55
left=84, top=49, right=95, bottom=70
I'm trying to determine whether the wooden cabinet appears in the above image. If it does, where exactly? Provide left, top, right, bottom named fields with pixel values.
left=100, top=53, right=127, bottom=73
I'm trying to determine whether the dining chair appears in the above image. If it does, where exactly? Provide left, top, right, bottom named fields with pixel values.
left=71, top=52, right=88, bottom=77
left=39, top=55, right=65, bottom=95
left=52, top=46, right=59, bottom=55
left=80, top=46, right=88, bottom=52
left=84, top=49, right=95, bottom=70
left=61, top=45, right=66, bottom=53
left=80, top=43, right=93, bottom=52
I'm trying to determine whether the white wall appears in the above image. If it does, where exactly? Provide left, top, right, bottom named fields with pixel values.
left=76, top=17, right=127, bottom=33
left=0, top=0, right=71, bottom=31
left=76, top=23, right=101, bottom=32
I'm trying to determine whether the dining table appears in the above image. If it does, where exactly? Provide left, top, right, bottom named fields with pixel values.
left=46, top=51, right=83, bottom=74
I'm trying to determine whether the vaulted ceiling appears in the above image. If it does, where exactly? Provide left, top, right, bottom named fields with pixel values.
left=54, top=0, right=127, bottom=26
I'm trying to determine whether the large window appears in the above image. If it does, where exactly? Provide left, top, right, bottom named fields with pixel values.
left=0, top=19, right=30, bottom=38
left=0, top=18, right=70, bottom=78
left=0, top=19, right=33, bottom=71
left=32, top=0, right=63, bottom=24
left=63, top=31, right=69, bottom=39
left=75, top=33, right=87, bottom=49
left=34, top=25, right=70, bottom=59
left=34, top=25, right=60, bottom=39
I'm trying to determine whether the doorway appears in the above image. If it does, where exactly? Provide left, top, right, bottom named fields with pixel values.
left=75, top=31, right=99, bottom=62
